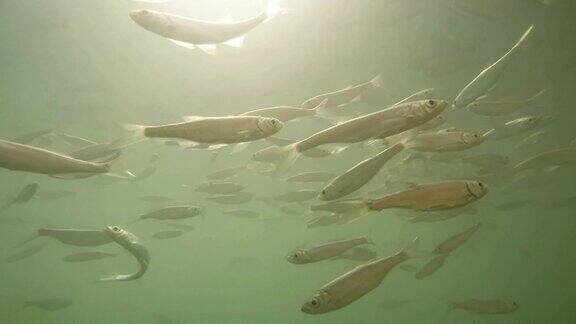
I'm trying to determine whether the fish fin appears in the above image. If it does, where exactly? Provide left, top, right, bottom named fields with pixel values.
left=403, top=237, right=428, bottom=259
left=182, top=115, right=204, bottom=122
left=110, top=123, right=148, bottom=149
left=264, top=0, right=288, bottom=22
left=168, top=39, right=197, bottom=50
left=223, top=35, right=245, bottom=48
left=370, top=74, right=382, bottom=88
left=196, top=44, right=217, bottom=55
left=312, top=98, right=330, bottom=117
left=265, top=143, right=301, bottom=175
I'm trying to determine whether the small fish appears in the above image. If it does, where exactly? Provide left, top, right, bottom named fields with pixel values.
left=414, top=254, right=448, bottom=279
left=223, top=209, right=260, bottom=219
left=513, top=148, right=576, bottom=172
left=206, top=166, right=246, bottom=180
left=139, top=195, right=174, bottom=203
left=302, top=75, right=381, bottom=109
left=152, top=230, right=185, bottom=240
left=63, top=251, right=116, bottom=263
left=0, top=139, right=110, bottom=176
left=319, top=144, right=403, bottom=201
left=393, top=88, right=435, bottom=106
left=205, top=192, right=253, bottom=204
left=166, top=223, right=195, bottom=232
left=123, top=116, right=283, bottom=146
left=483, top=116, right=544, bottom=140
left=100, top=226, right=150, bottom=282
left=132, top=166, right=157, bottom=181
left=195, top=182, right=244, bottom=195
left=434, top=223, right=482, bottom=255
left=332, top=247, right=377, bottom=262
left=287, top=237, right=372, bottom=264
left=275, top=190, right=318, bottom=203
left=367, top=181, right=488, bottom=212
left=263, top=99, right=447, bottom=172
left=24, top=298, right=72, bottom=311
left=129, top=4, right=285, bottom=55
left=285, top=172, right=335, bottom=183
left=453, top=25, right=534, bottom=109
left=395, top=129, right=484, bottom=152
left=306, top=213, right=359, bottom=228
left=0, top=183, right=39, bottom=213
left=468, top=89, right=546, bottom=116
left=23, top=228, right=114, bottom=247
left=4, top=243, right=47, bottom=263
left=301, top=238, right=419, bottom=314
left=449, top=299, right=519, bottom=315
left=137, top=206, right=203, bottom=221
left=515, top=131, right=547, bottom=150
left=242, top=101, right=326, bottom=123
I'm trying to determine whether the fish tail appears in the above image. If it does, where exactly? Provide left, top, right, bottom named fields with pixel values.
left=403, top=237, right=429, bottom=259
left=269, top=143, right=301, bottom=175
left=108, top=123, right=147, bottom=149
left=13, top=233, right=40, bottom=248
left=370, top=74, right=382, bottom=88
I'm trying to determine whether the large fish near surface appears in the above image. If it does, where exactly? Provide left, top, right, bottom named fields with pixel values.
left=301, top=75, right=381, bottom=109
left=100, top=226, right=149, bottom=282
left=391, top=129, right=484, bottom=152
left=0, top=139, right=110, bottom=177
left=129, top=4, right=285, bottom=55
left=287, top=237, right=372, bottom=264
left=136, top=205, right=204, bottom=221
left=468, top=89, right=546, bottom=116
left=0, top=183, right=39, bottom=213
left=319, top=144, right=403, bottom=201
left=453, top=25, right=534, bottom=109
left=301, top=239, right=419, bottom=314
left=124, top=116, right=282, bottom=146
left=262, top=99, right=447, bottom=172
left=483, top=116, right=545, bottom=140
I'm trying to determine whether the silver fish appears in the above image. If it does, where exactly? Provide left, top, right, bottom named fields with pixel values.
left=287, top=237, right=372, bottom=264
left=223, top=209, right=260, bottom=219
left=302, top=76, right=381, bottom=109
left=400, top=129, right=484, bottom=152
left=242, top=102, right=325, bottom=122
left=195, top=182, right=244, bottom=195
left=414, top=254, right=448, bottom=279
left=24, top=298, right=72, bottom=311
left=434, top=223, right=482, bottom=255
left=319, top=144, right=403, bottom=201
left=63, top=251, right=116, bottom=263
left=468, top=89, right=546, bottom=116
left=11, top=129, right=53, bottom=145
left=454, top=25, right=534, bottom=109
left=152, top=230, right=185, bottom=240
left=513, top=148, right=576, bottom=172
left=100, top=226, right=149, bottom=282
left=285, top=172, right=336, bottom=183
left=137, top=206, right=203, bottom=221
left=206, top=166, right=246, bottom=180
left=483, top=116, right=544, bottom=140
left=4, top=243, right=47, bottom=263
left=205, top=192, right=253, bottom=204
left=393, top=88, right=435, bottom=106
left=27, top=228, right=114, bottom=247
left=0, top=182, right=39, bottom=213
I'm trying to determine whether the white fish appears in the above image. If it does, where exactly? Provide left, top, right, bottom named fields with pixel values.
left=129, top=3, right=285, bottom=55
left=262, top=99, right=447, bottom=172
left=99, top=226, right=150, bottom=282
left=242, top=100, right=328, bottom=122
left=396, top=129, right=485, bottom=152
left=468, top=89, right=546, bottom=116
left=319, top=144, right=404, bottom=201
left=287, top=237, right=372, bottom=264
left=302, top=75, right=381, bottom=109
left=453, top=25, right=534, bottom=109
left=483, top=116, right=544, bottom=140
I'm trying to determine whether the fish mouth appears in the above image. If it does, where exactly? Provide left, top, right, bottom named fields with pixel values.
left=465, top=183, right=481, bottom=199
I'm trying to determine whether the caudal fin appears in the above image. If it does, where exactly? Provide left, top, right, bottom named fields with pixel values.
left=264, top=0, right=287, bottom=22
left=265, top=143, right=301, bottom=175
left=109, top=123, right=147, bottom=149
left=370, top=74, right=382, bottom=88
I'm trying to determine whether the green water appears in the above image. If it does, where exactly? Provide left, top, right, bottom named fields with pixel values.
left=1, top=0, right=576, bottom=323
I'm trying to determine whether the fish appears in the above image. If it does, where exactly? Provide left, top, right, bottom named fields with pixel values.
left=394, top=129, right=484, bottom=152
left=22, top=228, right=114, bottom=247
left=453, top=25, right=534, bottom=109
left=11, top=129, right=53, bottom=145
left=515, top=131, right=547, bottom=150
left=68, top=143, right=121, bottom=163
left=205, top=192, right=253, bottom=204
left=319, top=144, right=403, bottom=201
left=0, top=139, right=110, bottom=176
left=195, top=182, right=244, bottom=195
left=414, top=254, right=448, bottom=279
left=23, top=298, right=72, bottom=311
left=366, top=181, right=488, bottom=212
left=129, top=4, right=285, bottom=55
left=449, top=299, right=519, bottom=315
left=306, top=213, right=342, bottom=228
left=100, top=226, right=150, bottom=282
left=62, top=251, right=116, bottom=263
left=123, top=116, right=283, bottom=146
left=242, top=100, right=327, bottom=122
left=513, top=148, right=576, bottom=172
left=4, top=243, right=47, bottom=263
left=331, top=247, right=377, bottom=262
left=137, top=206, right=204, bottom=221
left=434, top=223, right=482, bottom=255
left=206, top=166, right=246, bottom=180
left=392, top=88, right=435, bottom=106
left=285, top=171, right=336, bottom=183
left=223, top=209, right=260, bottom=219
left=139, top=195, right=174, bottom=203
left=301, top=238, right=419, bottom=314
left=132, top=166, right=157, bottom=181
left=152, top=230, right=185, bottom=240
left=262, top=99, right=447, bottom=172
left=287, top=237, right=372, bottom=264
left=275, top=189, right=318, bottom=203
left=0, top=182, right=39, bottom=213
left=302, top=75, right=381, bottom=109
left=483, top=116, right=544, bottom=140
left=468, top=89, right=547, bottom=116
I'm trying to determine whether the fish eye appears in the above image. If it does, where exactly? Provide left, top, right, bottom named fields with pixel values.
left=310, top=299, right=320, bottom=307
left=425, top=100, right=435, bottom=108
left=112, top=226, right=120, bottom=232
left=478, top=182, right=484, bottom=188
left=292, top=253, right=299, bottom=259
left=321, top=190, right=326, bottom=195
